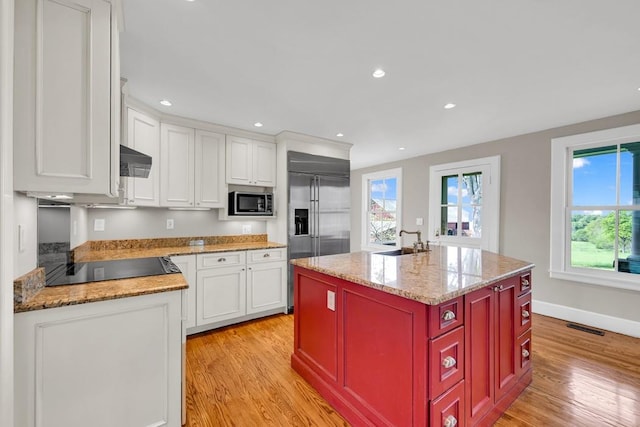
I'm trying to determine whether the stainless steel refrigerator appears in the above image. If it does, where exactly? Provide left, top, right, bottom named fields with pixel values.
left=287, top=151, right=350, bottom=311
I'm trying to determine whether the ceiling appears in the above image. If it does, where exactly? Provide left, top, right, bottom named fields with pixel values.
left=120, top=0, right=640, bottom=170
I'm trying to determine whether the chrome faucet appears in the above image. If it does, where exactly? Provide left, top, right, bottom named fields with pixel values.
left=399, top=229, right=429, bottom=252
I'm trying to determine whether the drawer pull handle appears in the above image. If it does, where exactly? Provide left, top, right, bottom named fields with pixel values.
left=522, top=278, right=530, bottom=287
left=444, top=415, right=458, bottom=427
left=522, top=309, right=530, bottom=318
left=442, top=356, right=457, bottom=369
left=442, top=310, right=456, bottom=321
left=263, top=253, right=270, bottom=258
left=522, top=349, right=530, bottom=358
left=218, top=258, right=226, bottom=262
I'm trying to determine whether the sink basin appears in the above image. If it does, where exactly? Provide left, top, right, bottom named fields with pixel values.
left=376, top=247, right=416, bottom=256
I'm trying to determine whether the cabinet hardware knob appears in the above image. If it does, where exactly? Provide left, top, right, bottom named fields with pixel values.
left=522, top=278, right=530, bottom=287
left=522, top=349, right=530, bottom=358
left=218, top=258, right=226, bottom=262
left=444, top=415, right=458, bottom=427
left=522, top=309, right=530, bottom=318
left=442, top=356, right=457, bottom=369
left=129, top=199, right=134, bottom=203
left=442, top=310, right=456, bottom=321
left=263, top=253, right=270, bottom=258
left=499, top=284, right=504, bottom=290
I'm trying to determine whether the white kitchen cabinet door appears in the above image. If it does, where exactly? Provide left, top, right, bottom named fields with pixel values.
left=14, top=291, right=183, bottom=427
left=171, top=254, right=197, bottom=329
left=196, top=266, right=247, bottom=325
left=14, top=0, right=118, bottom=196
left=160, top=123, right=195, bottom=207
left=252, top=141, right=276, bottom=187
left=226, top=136, right=276, bottom=187
left=246, top=261, right=287, bottom=315
left=195, top=130, right=225, bottom=208
left=123, top=108, right=160, bottom=206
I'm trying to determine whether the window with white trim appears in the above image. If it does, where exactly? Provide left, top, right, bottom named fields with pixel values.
left=550, top=124, right=640, bottom=291
left=362, top=168, right=402, bottom=250
left=428, top=156, right=500, bottom=252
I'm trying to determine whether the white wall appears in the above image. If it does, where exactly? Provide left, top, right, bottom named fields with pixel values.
left=86, top=207, right=269, bottom=241
left=0, top=0, right=13, bottom=422
left=351, top=110, right=640, bottom=334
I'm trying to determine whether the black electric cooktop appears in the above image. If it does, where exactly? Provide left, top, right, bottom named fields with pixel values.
left=45, top=256, right=181, bottom=286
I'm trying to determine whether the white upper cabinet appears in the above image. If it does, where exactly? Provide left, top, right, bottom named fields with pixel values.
left=14, top=0, right=119, bottom=196
left=160, top=123, right=195, bottom=207
left=226, top=136, right=276, bottom=187
left=194, top=130, right=225, bottom=208
left=122, top=108, right=160, bottom=206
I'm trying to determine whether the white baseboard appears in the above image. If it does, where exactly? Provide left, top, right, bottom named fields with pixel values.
left=532, top=300, right=640, bottom=338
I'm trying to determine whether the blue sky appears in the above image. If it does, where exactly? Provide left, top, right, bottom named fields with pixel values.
left=573, top=150, right=633, bottom=207
left=371, top=178, right=397, bottom=200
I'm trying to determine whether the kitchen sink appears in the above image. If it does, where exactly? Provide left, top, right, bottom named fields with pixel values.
left=376, top=247, right=417, bottom=256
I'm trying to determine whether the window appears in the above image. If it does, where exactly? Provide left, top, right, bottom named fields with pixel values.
left=362, top=168, right=402, bottom=250
left=550, top=124, right=640, bottom=291
left=429, top=156, right=500, bottom=251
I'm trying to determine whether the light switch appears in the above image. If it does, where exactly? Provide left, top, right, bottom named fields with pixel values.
left=166, top=219, right=174, bottom=230
left=327, top=290, right=336, bottom=311
left=18, top=224, right=25, bottom=252
left=242, top=224, right=251, bottom=234
left=416, top=217, right=424, bottom=226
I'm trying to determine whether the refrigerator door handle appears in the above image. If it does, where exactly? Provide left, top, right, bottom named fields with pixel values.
left=315, top=176, right=320, bottom=255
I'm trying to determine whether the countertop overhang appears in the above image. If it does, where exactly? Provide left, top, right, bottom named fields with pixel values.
left=291, top=246, right=534, bottom=305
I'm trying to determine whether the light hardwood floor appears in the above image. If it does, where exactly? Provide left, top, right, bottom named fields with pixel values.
left=185, top=314, right=640, bottom=426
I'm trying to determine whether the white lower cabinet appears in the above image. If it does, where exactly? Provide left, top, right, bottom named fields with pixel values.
left=14, top=291, right=183, bottom=427
left=185, top=248, right=287, bottom=334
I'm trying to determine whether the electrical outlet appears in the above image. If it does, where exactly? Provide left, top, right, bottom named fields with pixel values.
left=166, top=219, right=174, bottom=230
left=327, top=290, right=336, bottom=311
left=94, top=218, right=105, bottom=232
left=242, top=224, right=251, bottom=234
left=18, top=224, right=25, bottom=252
left=416, top=217, right=424, bottom=226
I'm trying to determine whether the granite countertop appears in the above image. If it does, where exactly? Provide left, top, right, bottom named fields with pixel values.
left=15, top=235, right=286, bottom=313
left=291, top=245, right=534, bottom=305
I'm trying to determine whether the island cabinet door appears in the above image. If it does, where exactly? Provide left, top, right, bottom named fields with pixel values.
left=464, top=286, right=495, bottom=426
left=430, top=380, right=465, bottom=427
left=294, top=271, right=338, bottom=381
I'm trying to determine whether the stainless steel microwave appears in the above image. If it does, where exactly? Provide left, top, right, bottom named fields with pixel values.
left=228, top=191, right=273, bottom=216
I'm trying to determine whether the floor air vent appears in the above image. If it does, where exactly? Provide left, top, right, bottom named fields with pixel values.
left=567, top=323, right=605, bottom=336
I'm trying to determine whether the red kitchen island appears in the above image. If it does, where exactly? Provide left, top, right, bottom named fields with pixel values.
left=291, top=246, right=534, bottom=427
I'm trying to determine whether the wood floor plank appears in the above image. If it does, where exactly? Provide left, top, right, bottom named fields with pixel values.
left=185, top=313, right=640, bottom=426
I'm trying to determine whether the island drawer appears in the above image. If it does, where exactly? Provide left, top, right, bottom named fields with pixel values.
left=429, top=379, right=464, bottom=427
left=428, top=296, right=464, bottom=337
left=197, top=251, right=246, bottom=269
left=519, top=271, right=532, bottom=295
left=428, top=326, right=465, bottom=399
left=517, top=329, right=532, bottom=377
left=516, top=292, right=532, bottom=338
left=247, top=248, right=286, bottom=264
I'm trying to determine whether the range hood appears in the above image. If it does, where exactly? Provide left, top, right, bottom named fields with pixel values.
left=120, top=145, right=152, bottom=178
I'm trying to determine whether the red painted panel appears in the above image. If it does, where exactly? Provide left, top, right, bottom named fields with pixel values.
left=296, top=272, right=338, bottom=381
left=495, top=280, right=517, bottom=401
left=464, top=286, right=494, bottom=426
left=430, top=380, right=465, bottom=427
left=342, top=289, right=414, bottom=427
left=428, top=296, right=464, bottom=337
left=429, top=326, right=465, bottom=399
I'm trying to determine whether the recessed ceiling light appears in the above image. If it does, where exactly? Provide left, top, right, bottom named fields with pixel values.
left=160, top=99, right=172, bottom=106
left=399, top=147, right=405, bottom=151
left=444, top=103, right=456, bottom=109
left=254, top=122, right=263, bottom=127
left=336, top=133, right=344, bottom=137
left=372, top=69, right=386, bottom=78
